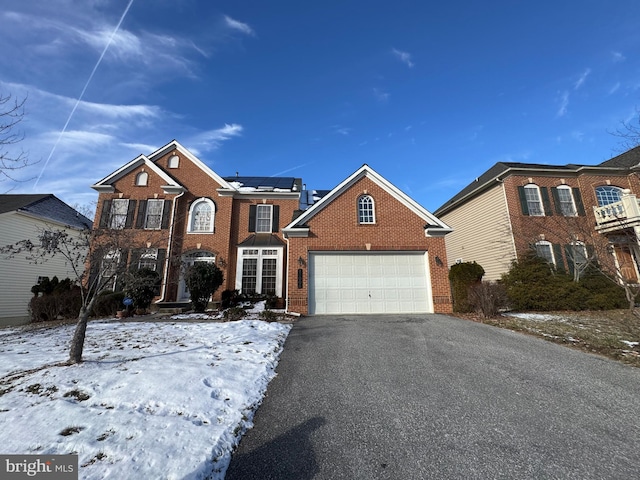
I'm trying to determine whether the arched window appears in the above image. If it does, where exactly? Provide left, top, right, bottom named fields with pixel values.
left=188, top=198, right=215, bottom=233
left=135, top=171, right=148, bottom=186
left=168, top=155, right=180, bottom=169
left=358, top=195, right=375, bottom=224
left=595, top=186, right=622, bottom=206
left=523, top=184, right=544, bottom=216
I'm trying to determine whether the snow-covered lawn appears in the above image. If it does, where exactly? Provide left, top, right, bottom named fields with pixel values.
left=0, top=307, right=291, bottom=479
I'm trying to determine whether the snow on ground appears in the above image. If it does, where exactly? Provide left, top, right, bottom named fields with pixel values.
left=504, top=312, right=565, bottom=322
left=0, top=310, right=291, bottom=479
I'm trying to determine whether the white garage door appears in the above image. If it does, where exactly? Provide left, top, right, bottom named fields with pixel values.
left=309, top=252, right=432, bottom=315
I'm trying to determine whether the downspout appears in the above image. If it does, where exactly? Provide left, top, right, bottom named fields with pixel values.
left=284, top=235, right=291, bottom=314
left=157, top=189, right=185, bottom=303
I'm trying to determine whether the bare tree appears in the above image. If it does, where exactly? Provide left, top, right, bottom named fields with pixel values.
left=1, top=224, right=168, bottom=363
left=611, top=107, right=640, bottom=151
left=0, top=92, right=34, bottom=186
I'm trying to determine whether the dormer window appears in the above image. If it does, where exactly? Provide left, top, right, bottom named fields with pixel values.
left=135, top=171, right=148, bottom=186
left=358, top=195, right=375, bottom=224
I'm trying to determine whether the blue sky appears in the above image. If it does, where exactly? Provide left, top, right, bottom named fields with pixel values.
left=2, top=0, right=640, bottom=213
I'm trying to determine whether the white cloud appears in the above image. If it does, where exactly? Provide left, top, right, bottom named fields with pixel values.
left=373, top=88, right=390, bottom=103
left=224, top=15, right=255, bottom=36
left=612, top=51, right=626, bottom=63
left=392, top=48, right=414, bottom=68
left=608, top=82, right=621, bottom=95
left=331, top=125, right=351, bottom=136
left=188, top=124, right=244, bottom=153
left=557, top=91, right=569, bottom=117
left=574, top=68, right=591, bottom=90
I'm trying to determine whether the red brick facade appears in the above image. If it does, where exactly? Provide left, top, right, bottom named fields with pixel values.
left=93, top=142, right=453, bottom=315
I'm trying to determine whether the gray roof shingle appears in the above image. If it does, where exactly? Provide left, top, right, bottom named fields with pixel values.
left=0, top=194, right=93, bottom=229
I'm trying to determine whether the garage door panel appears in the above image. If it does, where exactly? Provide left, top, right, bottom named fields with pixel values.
left=309, top=252, right=432, bottom=315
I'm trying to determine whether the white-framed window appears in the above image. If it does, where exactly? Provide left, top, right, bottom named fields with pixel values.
left=188, top=198, right=215, bottom=233
left=236, top=247, right=283, bottom=296
left=534, top=241, right=555, bottom=265
left=595, top=186, right=623, bottom=206
left=138, top=249, right=158, bottom=270
left=135, top=171, right=148, bottom=186
left=100, top=250, right=121, bottom=291
left=168, top=155, right=180, bottom=168
left=524, top=184, right=544, bottom=216
left=144, top=199, right=164, bottom=230
left=358, top=195, right=375, bottom=224
left=556, top=185, right=576, bottom=216
left=110, top=199, right=130, bottom=229
left=569, top=242, right=588, bottom=266
left=256, top=205, right=273, bottom=233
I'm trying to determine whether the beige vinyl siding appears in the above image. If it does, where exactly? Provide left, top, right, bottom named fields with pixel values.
left=0, top=212, right=87, bottom=326
left=440, top=184, right=515, bottom=280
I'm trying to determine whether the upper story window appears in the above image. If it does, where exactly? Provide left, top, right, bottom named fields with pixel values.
left=188, top=198, right=215, bottom=233
left=358, top=195, right=375, bottom=224
left=144, top=199, right=164, bottom=230
left=256, top=205, right=273, bottom=233
left=110, top=199, right=130, bottom=229
left=168, top=155, right=180, bottom=169
left=595, top=186, right=623, bottom=206
left=523, top=184, right=544, bottom=216
left=534, top=241, right=555, bottom=266
left=135, top=171, right=148, bottom=186
left=555, top=185, right=576, bottom=216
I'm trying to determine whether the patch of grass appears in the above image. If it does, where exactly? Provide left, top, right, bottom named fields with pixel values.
left=59, top=426, right=84, bottom=436
left=469, top=310, right=640, bottom=367
left=63, top=389, right=90, bottom=402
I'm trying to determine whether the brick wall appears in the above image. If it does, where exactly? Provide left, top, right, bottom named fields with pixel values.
left=287, top=176, right=452, bottom=314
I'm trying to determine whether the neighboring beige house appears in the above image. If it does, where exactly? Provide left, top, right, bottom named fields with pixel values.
left=434, top=146, right=640, bottom=281
left=0, top=195, right=92, bottom=326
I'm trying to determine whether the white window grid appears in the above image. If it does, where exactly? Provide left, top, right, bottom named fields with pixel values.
left=110, top=199, right=129, bottom=229
left=358, top=195, right=375, bottom=223
left=256, top=205, right=273, bottom=233
left=145, top=199, right=164, bottom=229
left=524, top=185, right=544, bottom=216
left=556, top=186, right=576, bottom=216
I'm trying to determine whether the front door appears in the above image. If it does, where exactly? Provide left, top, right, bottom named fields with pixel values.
left=614, top=245, right=639, bottom=283
left=178, top=251, right=216, bottom=301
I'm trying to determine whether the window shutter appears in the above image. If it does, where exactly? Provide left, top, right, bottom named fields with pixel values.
left=551, top=187, right=562, bottom=215
left=517, top=186, right=529, bottom=215
left=129, top=249, right=142, bottom=271
left=272, top=205, right=280, bottom=233
left=125, top=200, right=137, bottom=229
left=249, top=205, right=257, bottom=232
left=573, top=188, right=586, bottom=216
left=136, top=200, right=147, bottom=229
left=586, top=245, right=597, bottom=267
left=553, top=244, right=565, bottom=273
left=99, top=200, right=112, bottom=228
left=564, top=245, right=574, bottom=277
left=540, top=187, right=552, bottom=216
left=161, top=200, right=171, bottom=229
left=115, top=250, right=129, bottom=291
left=155, top=249, right=166, bottom=295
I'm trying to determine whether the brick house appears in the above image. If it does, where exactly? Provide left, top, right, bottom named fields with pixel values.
left=92, top=140, right=453, bottom=315
left=434, top=146, right=640, bottom=282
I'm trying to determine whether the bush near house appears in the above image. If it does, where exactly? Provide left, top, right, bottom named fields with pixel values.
left=184, top=263, right=224, bottom=313
left=449, top=261, right=485, bottom=313
left=28, top=277, right=82, bottom=322
left=123, top=268, right=161, bottom=311
left=501, top=254, right=627, bottom=311
left=91, top=291, right=126, bottom=318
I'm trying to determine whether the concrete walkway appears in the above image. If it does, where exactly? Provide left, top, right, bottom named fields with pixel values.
left=226, top=313, right=640, bottom=479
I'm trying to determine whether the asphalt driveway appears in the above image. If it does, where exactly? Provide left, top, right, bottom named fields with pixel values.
left=225, top=314, right=640, bottom=479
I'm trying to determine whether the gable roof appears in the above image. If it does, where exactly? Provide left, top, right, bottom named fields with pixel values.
left=598, top=145, right=640, bottom=168
left=433, top=152, right=639, bottom=217
left=283, top=164, right=451, bottom=237
left=0, top=194, right=92, bottom=229
left=92, top=140, right=234, bottom=194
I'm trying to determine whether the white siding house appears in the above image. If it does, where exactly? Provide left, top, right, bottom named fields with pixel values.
left=0, top=195, right=92, bottom=326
